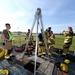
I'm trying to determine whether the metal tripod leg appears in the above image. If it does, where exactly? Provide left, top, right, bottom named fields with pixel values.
left=22, top=18, right=37, bottom=60
left=34, top=13, right=50, bottom=75
left=40, top=17, right=50, bottom=61
left=21, top=8, right=51, bottom=75
left=34, top=18, right=39, bottom=75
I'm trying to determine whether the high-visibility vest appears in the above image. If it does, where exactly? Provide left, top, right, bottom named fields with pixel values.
left=63, top=31, right=73, bottom=43
left=8, top=31, right=15, bottom=40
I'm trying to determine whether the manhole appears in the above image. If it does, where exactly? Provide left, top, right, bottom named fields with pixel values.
left=24, top=60, right=40, bottom=73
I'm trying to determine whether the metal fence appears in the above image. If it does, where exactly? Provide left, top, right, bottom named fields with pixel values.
left=0, top=34, right=75, bottom=51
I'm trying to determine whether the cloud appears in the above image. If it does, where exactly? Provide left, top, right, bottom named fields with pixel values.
left=0, top=11, right=26, bottom=32
left=0, top=0, right=75, bottom=33
left=11, top=0, right=67, bottom=32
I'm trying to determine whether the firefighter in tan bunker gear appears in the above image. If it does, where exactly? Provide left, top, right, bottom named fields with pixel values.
left=1, top=23, right=15, bottom=60
left=62, top=27, right=73, bottom=55
left=45, top=27, right=55, bottom=55
left=26, top=29, right=34, bottom=46
left=38, top=29, right=46, bottom=56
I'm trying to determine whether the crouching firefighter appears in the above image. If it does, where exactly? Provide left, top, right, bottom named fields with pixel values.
left=38, top=29, right=46, bottom=57
left=45, top=27, right=55, bottom=56
left=62, top=27, right=73, bottom=56
left=1, top=23, right=15, bottom=60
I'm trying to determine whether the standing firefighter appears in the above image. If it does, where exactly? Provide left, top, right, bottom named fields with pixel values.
left=25, top=29, right=34, bottom=55
left=62, top=27, right=73, bottom=56
left=1, top=23, right=15, bottom=60
left=38, top=29, right=46, bottom=57
left=45, top=27, right=55, bottom=56
left=26, top=29, right=33, bottom=46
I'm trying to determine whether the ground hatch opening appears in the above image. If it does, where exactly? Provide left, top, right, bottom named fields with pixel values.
left=24, top=60, right=40, bottom=73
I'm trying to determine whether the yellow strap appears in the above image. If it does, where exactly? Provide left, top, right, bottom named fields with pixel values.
left=8, top=31, right=15, bottom=40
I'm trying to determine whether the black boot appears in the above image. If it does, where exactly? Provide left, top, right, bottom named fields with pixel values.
left=8, top=49, right=15, bottom=58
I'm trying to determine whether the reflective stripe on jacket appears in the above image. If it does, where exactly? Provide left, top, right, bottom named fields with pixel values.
left=63, top=31, right=73, bottom=43
left=8, top=31, right=15, bottom=40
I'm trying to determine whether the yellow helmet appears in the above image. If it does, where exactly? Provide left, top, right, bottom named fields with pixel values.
left=0, top=47, right=5, bottom=58
left=64, top=59, right=70, bottom=64
left=60, top=63, right=68, bottom=72
left=0, top=69, right=9, bottom=75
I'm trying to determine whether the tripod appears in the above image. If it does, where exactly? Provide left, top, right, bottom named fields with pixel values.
left=22, top=8, right=50, bottom=75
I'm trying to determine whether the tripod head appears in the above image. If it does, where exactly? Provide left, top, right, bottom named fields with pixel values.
left=35, top=8, right=42, bottom=19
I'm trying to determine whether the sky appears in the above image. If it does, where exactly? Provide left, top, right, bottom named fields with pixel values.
left=0, top=0, right=75, bottom=33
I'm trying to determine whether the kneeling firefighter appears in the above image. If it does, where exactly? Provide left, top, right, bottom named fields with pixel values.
left=38, top=29, right=46, bottom=57
left=1, top=23, right=15, bottom=60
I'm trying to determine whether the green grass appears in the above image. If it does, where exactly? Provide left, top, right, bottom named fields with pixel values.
left=54, top=35, right=75, bottom=51
left=0, top=33, right=75, bottom=51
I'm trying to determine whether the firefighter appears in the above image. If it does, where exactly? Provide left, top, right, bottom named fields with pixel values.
left=62, top=27, right=73, bottom=56
left=25, top=29, right=34, bottom=55
left=1, top=23, right=15, bottom=60
left=26, top=29, right=33, bottom=46
left=38, top=29, right=46, bottom=57
left=45, top=27, right=55, bottom=56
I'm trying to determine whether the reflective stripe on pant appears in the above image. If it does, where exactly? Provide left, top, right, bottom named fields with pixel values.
left=63, top=43, right=71, bottom=55
left=38, top=45, right=46, bottom=56
left=38, top=46, right=42, bottom=56
left=48, top=45, right=54, bottom=55
left=63, top=48, right=69, bottom=55
left=5, top=50, right=10, bottom=59
left=5, top=41, right=13, bottom=59
left=41, top=45, right=46, bottom=55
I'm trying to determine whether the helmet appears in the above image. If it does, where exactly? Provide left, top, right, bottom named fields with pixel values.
left=48, top=27, right=51, bottom=29
left=47, top=27, right=51, bottom=32
left=68, top=27, right=72, bottom=31
left=56, top=62, right=68, bottom=73
left=60, top=63, right=68, bottom=72
left=0, top=69, right=9, bottom=75
left=28, top=29, right=30, bottom=31
left=64, top=59, right=70, bottom=64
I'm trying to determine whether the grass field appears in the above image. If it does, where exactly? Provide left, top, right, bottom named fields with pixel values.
left=0, top=33, right=75, bottom=51
left=54, top=35, right=75, bottom=51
